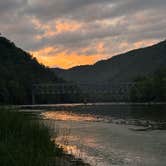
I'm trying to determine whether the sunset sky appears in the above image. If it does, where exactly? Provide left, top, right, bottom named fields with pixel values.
left=1, top=0, right=166, bottom=69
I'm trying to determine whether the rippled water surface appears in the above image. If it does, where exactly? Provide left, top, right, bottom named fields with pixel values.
left=38, top=104, right=166, bottom=166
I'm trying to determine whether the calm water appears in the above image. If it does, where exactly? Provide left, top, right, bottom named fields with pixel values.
left=27, top=104, right=166, bottom=166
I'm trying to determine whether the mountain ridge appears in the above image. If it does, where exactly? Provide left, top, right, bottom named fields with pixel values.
left=53, top=40, right=166, bottom=83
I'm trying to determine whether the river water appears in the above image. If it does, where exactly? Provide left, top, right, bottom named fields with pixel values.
left=24, top=104, right=166, bottom=166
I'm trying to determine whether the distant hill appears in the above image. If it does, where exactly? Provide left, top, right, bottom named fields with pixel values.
left=0, top=36, right=60, bottom=104
left=53, top=40, right=166, bottom=84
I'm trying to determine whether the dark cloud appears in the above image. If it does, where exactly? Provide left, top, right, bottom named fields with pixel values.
left=0, top=0, right=27, bottom=12
left=23, top=0, right=166, bottom=22
left=24, top=0, right=114, bottom=21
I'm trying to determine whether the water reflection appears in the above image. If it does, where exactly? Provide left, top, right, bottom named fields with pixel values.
left=41, top=104, right=166, bottom=122
left=40, top=104, right=166, bottom=166
left=42, top=111, right=102, bottom=122
left=53, top=131, right=110, bottom=166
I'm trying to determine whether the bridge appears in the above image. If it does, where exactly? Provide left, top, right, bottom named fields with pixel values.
left=31, top=83, right=137, bottom=104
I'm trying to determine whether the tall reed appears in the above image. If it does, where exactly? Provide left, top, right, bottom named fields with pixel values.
left=0, top=108, right=62, bottom=166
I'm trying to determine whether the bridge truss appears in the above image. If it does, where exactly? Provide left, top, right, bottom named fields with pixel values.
left=32, top=83, right=137, bottom=104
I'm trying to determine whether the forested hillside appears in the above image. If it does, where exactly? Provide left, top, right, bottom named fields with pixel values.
left=0, top=36, right=60, bottom=104
left=130, top=68, right=166, bottom=102
left=53, top=40, right=166, bottom=84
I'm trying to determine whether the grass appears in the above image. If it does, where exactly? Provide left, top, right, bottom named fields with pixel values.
left=0, top=108, right=63, bottom=166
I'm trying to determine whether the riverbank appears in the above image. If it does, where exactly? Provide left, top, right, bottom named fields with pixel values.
left=0, top=108, right=90, bottom=166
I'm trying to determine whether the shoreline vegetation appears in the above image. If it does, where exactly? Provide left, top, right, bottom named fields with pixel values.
left=0, top=108, right=90, bottom=166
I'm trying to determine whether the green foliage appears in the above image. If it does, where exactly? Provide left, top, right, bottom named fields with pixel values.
left=130, top=68, right=166, bottom=102
left=0, top=108, right=63, bottom=166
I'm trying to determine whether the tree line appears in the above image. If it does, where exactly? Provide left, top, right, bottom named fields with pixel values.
left=130, top=68, right=166, bottom=102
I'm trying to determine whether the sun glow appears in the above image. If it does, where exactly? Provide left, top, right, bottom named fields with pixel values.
left=32, top=48, right=102, bottom=69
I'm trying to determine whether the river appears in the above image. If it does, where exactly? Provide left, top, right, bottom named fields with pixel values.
left=22, top=103, right=166, bottom=166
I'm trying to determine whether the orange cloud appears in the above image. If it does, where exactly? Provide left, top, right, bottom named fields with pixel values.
left=32, top=19, right=82, bottom=40
left=32, top=19, right=56, bottom=39
left=31, top=39, right=159, bottom=69
left=31, top=48, right=101, bottom=69
left=133, top=40, right=159, bottom=48
left=56, top=20, right=82, bottom=33
left=96, top=42, right=105, bottom=53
